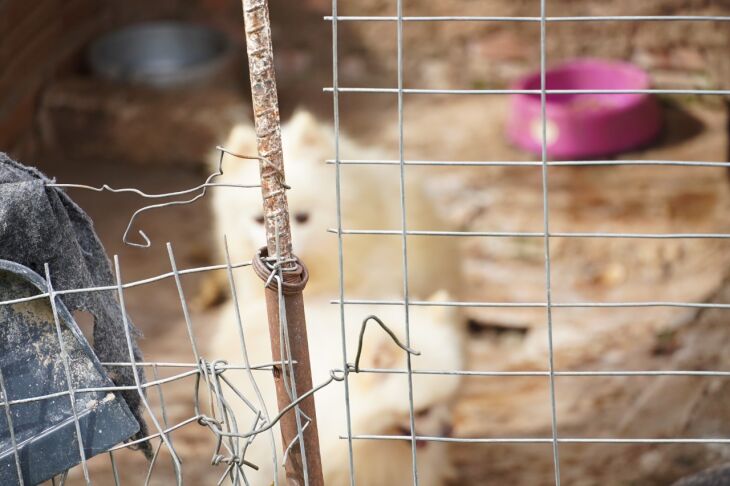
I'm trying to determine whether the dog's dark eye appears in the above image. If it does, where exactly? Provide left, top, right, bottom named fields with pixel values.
left=254, top=214, right=265, bottom=225
left=294, top=212, right=310, bottom=224
left=415, top=408, right=431, bottom=419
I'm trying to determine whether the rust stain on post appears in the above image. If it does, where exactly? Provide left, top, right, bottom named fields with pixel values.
left=241, top=1, right=324, bottom=485
left=242, top=0, right=291, bottom=260
left=254, top=252, right=324, bottom=486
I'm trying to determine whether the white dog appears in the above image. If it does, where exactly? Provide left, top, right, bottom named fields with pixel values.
left=211, top=290, right=464, bottom=486
left=208, top=110, right=462, bottom=302
left=207, top=112, right=465, bottom=485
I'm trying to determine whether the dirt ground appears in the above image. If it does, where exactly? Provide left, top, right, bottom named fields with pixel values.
left=2, top=0, right=730, bottom=486
left=29, top=84, right=730, bottom=486
left=18, top=3, right=730, bottom=482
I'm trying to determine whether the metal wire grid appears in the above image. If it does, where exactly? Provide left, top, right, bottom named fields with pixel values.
left=328, top=2, right=730, bottom=486
left=0, top=3, right=726, bottom=486
left=0, top=225, right=345, bottom=485
left=0, top=143, right=403, bottom=485
left=0, top=244, right=245, bottom=485
left=0, top=143, right=342, bottom=485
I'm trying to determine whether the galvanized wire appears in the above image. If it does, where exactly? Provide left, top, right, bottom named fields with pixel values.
left=324, top=15, right=730, bottom=22
left=45, top=263, right=92, bottom=486
left=1, top=141, right=729, bottom=485
left=325, top=87, right=730, bottom=95
left=395, top=0, right=421, bottom=483
left=0, top=147, right=411, bottom=484
left=0, top=368, right=24, bottom=486
left=0, top=3, right=729, bottom=486
left=326, top=159, right=730, bottom=168
left=330, top=0, right=358, bottom=483
left=538, top=1, right=562, bottom=482
left=326, top=3, right=729, bottom=486
left=0, top=149, right=318, bottom=485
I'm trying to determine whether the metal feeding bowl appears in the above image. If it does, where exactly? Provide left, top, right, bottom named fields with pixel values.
left=88, top=21, right=232, bottom=87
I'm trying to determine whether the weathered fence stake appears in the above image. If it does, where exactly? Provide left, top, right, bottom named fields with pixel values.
left=241, top=1, right=324, bottom=485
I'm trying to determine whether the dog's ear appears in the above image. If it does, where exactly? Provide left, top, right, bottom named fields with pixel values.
left=226, top=124, right=259, bottom=157
left=355, top=316, right=407, bottom=371
left=211, top=123, right=258, bottom=176
left=423, top=290, right=459, bottom=326
left=354, top=329, right=404, bottom=390
left=287, top=109, right=328, bottom=148
left=428, top=289, right=450, bottom=304
left=371, top=337, right=403, bottom=370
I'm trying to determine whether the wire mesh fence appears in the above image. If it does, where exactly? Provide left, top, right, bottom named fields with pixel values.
left=1, top=0, right=729, bottom=485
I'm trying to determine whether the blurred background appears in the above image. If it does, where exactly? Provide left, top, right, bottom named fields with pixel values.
left=2, top=0, right=730, bottom=484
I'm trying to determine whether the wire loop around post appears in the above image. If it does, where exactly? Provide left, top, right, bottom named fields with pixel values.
left=252, top=247, right=309, bottom=292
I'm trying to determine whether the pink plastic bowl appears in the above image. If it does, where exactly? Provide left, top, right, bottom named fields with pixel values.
left=507, top=59, right=662, bottom=159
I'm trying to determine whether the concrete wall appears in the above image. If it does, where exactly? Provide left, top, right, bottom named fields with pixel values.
left=0, top=0, right=104, bottom=154
left=0, top=0, right=227, bottom=157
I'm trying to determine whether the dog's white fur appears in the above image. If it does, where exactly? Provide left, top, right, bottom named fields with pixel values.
left=209, top=112, right=465, bottom=484
left=209, top=110, right=461, bottom=301
left=212, top=291, right=464, bottom=486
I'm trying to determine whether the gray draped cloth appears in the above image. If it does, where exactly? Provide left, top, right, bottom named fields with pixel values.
left=673, top=464, right=730, bottom=486
left=0, top=152, right=151, bottom=458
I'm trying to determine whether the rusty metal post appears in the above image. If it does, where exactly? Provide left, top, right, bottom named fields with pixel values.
left=241, top=1, right=324, bottom=485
